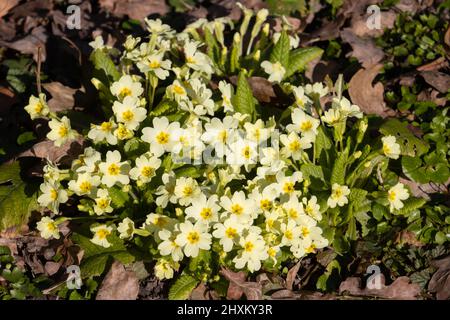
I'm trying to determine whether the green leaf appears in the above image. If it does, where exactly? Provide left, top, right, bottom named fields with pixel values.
left=233, top=71, right=256, bottom=119
left=72, top=233, right=135, bottom=278
left=331, top=147, right=349, bottom=185
left=270, top=30, right=290, bottom=69
left=90, top=49, right=120, bottom=83
left=150, top=100, right=177, bottom=117
left=402, top=156, right=428, bottom=183
left=174, top=166, right=204, bottom=179
left=285, top=47, right=324, bottom=78
left=0, top=162, right=39, bottom=231
left=108, top=186, right=130, bottom=208
left=168, top=274, right=199, bottom=300
left=380, top=119, right=429, bottom=157
left=17, top=132, right=36, bottom=146
left=394, top=198, right=427, bottom=216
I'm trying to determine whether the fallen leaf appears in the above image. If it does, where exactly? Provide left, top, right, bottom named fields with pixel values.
left=420, top=71, right=450, bottom=94
left=428, top=255, right=450, bottom=300
left=230, top=76, right=276, bottom=103
left=0, top=86, right=18, bottom=116
left=44, top=261, right=61, bottom=276
left=349, top=64, right=395, bottom=117
left=18, top=136, right=85, bottom=165
left=395, top=230, right=424, bottom=247
left=220, top=268, right=262, bottom=300
left=286, top=261, right=301, bottom=291
left=339, top=276, right=421, bottom=299
left=416, top=57, right=448, bottom=72
left=349, top=10, right=397, bottom=38
left=340, top=29, right=385, bottom=68
left=96, top=261, right=139, bottom=300
left=190, top=282, right=209, bottom=300
left=0, top=26, right=48, bottom=61
left=445, top=26, right=450, bottom=47
left=99, top=0, right=169, bottom=21
left=271, top=289, right=295, bottom=299
left=43, top=82, right=79, bottom=112
left=0, top=0, right=19, bottom=19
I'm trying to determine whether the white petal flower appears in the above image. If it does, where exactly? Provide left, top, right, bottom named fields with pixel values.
left=129, top=154, right=161, bottom=183
left=117, top=217, right=135, bottom=239
left=110, top=75, right=144, bottom=100
left=261, top=60, right=285, bottom=83
left=90, top=224, right=113, bottom=248
left=47, top=116, right=77, bottom=147
left=327, top=183, right=350, bottom=208
left=287, top=108, right=319, bottom=142
left=112, top=96, right=146, bottom=131
left=37, top=182, right=68, bottom=213
left=382, top=135, right=401, bottom=160
left=37, top=217, right=60, bottom=240
left=98, top=150, right=130, bottom=187
left=24, top=94, right=49, bottom=120
left=233, top=232, right=268, bottom=272
left=388, top=183, right=409, bottom=212
left=175, top=220, right=212, bottom=258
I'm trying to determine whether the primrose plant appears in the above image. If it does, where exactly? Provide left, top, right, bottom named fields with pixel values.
left=24, top=5, right=424, bottom=292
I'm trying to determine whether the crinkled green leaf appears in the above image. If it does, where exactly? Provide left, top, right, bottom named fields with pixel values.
left=90, top=49, right=120, bottom=83
left=270, top=30, right=290, bottom=69
left=285, top=47, right=324, bottom=78
left=168, top=274, right=199, bottom=300
left=233, top=71, right=256, bottom=119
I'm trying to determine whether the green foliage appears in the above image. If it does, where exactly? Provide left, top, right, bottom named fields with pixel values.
left=168, top=274, right=199, bottom=300
left=270, top=30, right=290, bottom=69
left=0, top=161, right=39, bottom=232
left=90, top=49, right=120, bottom=84
left=72, top=233, right=135, bottom=278
left=285, top=47, right=324, bottom=78
left=380, top=119, right=429, bottom=157
left=233, top=71, right=256, bottom=120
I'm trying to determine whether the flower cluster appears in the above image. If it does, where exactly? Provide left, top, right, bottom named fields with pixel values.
left=26, top=7, right=412, bottom=281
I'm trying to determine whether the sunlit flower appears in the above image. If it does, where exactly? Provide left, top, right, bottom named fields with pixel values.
left=327, top=183, right=350, bottom=208
left=110, top=75, right=143, bottom=100
left=287, top=108, right=319, bottom=142
left=332, top=97, right=362, bottom=119
left=90, top=224, right=113, bottom=248
left=98, top=150, right=130, bottom=187
left=175, top=220, right=212, bottom=258
left=117, top=217, right=135, bottom=239
left=129, top=154, right=161, bottom=183
left=185, top=194, right=220, bottom=225
left=233, top=232, right=268, bottom=272
left=47, top=116, right=77, bottom=147
left=37, top=217, right=60, bottom=240
left=68, top=172, right=101, bottom=196
left=93, top=188, right=113, bottom=215
left=88, top=119, right=118, bottom=145
left=212, top=215, right=244, bottom=252
left=137, top=53, right=172, bottom=80
left=24, top=93, right=49, bottom=119
left=112, top=96, right=146, bottom=131
left=382, top=135, right=401, bottom=160
left=261, top=60, right=285, bottom=83
left=158, top=229, right=184, bottom=262
left=292, top=86, right=311, bottom=108
left=387, top=183, right=409, bottom=212
left=220, top=191, right=256, bottom=224
left=141, top=117, right=180, bottom=157
left=173, top=177, right=202, bottom=206
left=154, top=258, right=179, bottom=280
left=37, top=182, right=68, bottom=213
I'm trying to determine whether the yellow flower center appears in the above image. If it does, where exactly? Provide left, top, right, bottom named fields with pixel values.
left=260, top=199, right=272, bottom=211
left=301, top=226, right=310, bottom=237
left=200, top=207, right=213, bottom=220
left=35, top=102, right=44, bottom=113
left=97, top=198, right=109, bottom=209
left=289, top=140, right=301, bottom=151
left=96, top=228, right=110, bottom=240
left=231, top=204, right=244, bottom=215
left=268, top=247, right=276, bottom=257
left=296, top=98, right=305, bottom=108
left=79, top=181, right=92, bottom=193
left=225, top=227, right=236, bottom=238
left=149, top=60, right=161, bottom=69
left=173, top=85, right=185, bottom=95
left=46, top=222, right=57, bottom=232
left=285, top=230, right=293, bottom=240
left=182, top=186, right=193, bottom=197
left=333, top=188, right=343, bottom=199
left=156, top=131, right=170, bottom=144
left=58, top=125, right=68, bottom=138
left=50, top=189, right=58, bottom=201
left=119, top=87, right=132, bottom=98
left=107, top=163, right=120, bottom=176
left=305, top=244, right=316, bottom=254
left=122, top=110, right=134, bottom=122
left=242, top=146, right=251, bottom=159
left=101, top=121, right=113, bottom=131
left=283, top=182, right=294, bottom=194
left=141, top=166, right=154, bottom=178
left=187, top=231, right=200, bottom=244
left=305, top=205, right=314, bottom=216
left=388, top=191, right=396, bottom=201
left=300, top=121, right=312, bottom=132
left=219, top=130, right=227, bottom=143
left=154, top=217, right=167, bottom=227
left=186, top=56, right=196, bottom=64
left=383, top=144, right=391, bottom=155
left=288, top=209, right=298, bottom=219
left=244, top=241, right=254, bottom=252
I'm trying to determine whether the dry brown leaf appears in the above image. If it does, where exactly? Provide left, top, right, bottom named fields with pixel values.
left=96, top=261, right=139, bottom=300
left=0, top=26, right=48, bottom=61
left=349, top=64, right=395, bottom=118
left=428, top=255, right=450, bottom=300
left=395, top=230, right=424, bottom=247
left=18, top=136, right=85, bottom=165
left=416, top=57, right=448, bottom=72
left=420, top=71, right=450, bottom=94
left=99, top=0, right=169, bottom=21
left=339, top=276, right=421, bottom=299
left=271, top=289, right=295, bottom=299
left=44, top=261, right=61, bottom=276
left=0, top=0, right=19, bottom=19
left=445, top=26, right=450, bottom=47
left=286, top=261, right=301, bottom=291
left=190, top=282, right=210, bottom=300
left=220, top=268, right=262, bottom=300
left=349, top=10, right=396, bottom=38
left=43, top=82, right=79, bottom=112
left=340, top=29, right=385, bottom=68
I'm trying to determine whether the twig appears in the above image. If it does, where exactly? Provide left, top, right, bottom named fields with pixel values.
left=36, top=46, right=43, bottom=94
